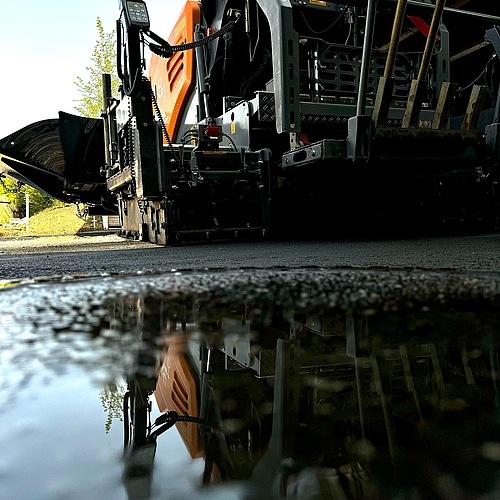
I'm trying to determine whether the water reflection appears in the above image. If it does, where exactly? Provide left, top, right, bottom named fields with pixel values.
left=117, top=294, right=500, bottom=499
left=2, top=269, right=500, bottom=498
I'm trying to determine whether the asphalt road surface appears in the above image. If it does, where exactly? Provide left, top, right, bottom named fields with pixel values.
left=2, top=232, right=500, bottom=500
left=1, top=230, right=499, bottom=281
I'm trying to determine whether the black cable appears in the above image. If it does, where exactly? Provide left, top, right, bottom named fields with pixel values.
left=182, top=130, right=199, bottom=141
left=145, top=14, right=241, bottom=59
left=222, top=133, right=237, bottom=151
left=116, top=19, right=142, bottom=96
left=123, top=390, right=131, bottom=448
left=484, top=53, right=499, bottom=103
left=457, top=52, right=495, bottom=94
left=239, top=49, right=271, bottom=99
left=181, top=134, right=199, bottom=149
left=145, top=29, right=173, bottom=58
left=116, top=19, right=124, bottom=82
left=173, top=15, right=240, bottom=52
left=222, top=31, right=233, bottom=95
left=149, top=410, right=222, bottom=440
left=300, top=6, right=347, bottom=36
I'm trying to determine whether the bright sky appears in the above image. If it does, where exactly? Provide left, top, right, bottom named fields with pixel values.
left=0, top=0, right=186, bottom=139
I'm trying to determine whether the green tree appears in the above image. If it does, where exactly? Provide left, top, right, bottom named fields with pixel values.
left=0, top=178, right=58, bottom=218
left=74, top=18, right=120, bottom=118
left=99, top=380, right=126, bottom=433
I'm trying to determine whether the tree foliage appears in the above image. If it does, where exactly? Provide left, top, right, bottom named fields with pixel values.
left=0, top=178, right=60, bottom=218
left=74, top=18, right=120, bottom=118
left=99, top=380, right=126, bottom=433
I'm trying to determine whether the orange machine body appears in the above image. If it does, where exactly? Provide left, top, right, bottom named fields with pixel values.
left=155, top=350, right=204, bottom=459
left=148, top=0, right=200, bottom=143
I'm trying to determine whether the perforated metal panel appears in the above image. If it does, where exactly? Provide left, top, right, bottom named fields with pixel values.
left=300, top=44, right=412, bottom=102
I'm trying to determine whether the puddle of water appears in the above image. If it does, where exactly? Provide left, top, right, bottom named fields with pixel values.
left=1, top=268, right=500, bottom=499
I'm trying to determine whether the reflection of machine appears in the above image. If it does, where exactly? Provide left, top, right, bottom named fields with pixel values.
left=122, top=320, right=274, bottom=497
left=121, top=300, right=500, bottom=499
left=1, top=1, right=500, bottom=242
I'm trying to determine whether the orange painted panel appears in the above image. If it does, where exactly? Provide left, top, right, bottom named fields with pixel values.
left=155, top=351, right=204, bottom=459
left=149, top=0, right=200, bottom=142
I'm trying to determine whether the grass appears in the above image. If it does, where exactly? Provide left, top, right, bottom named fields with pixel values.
left=0, top=204, right=103, bottom=238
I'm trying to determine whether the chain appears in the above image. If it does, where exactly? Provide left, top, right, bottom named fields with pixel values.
left=145, top=77, right=182, bottom=170
left=76, top=203, right=89, bottom=219
left=127, top=97, right=138, bottom=196
left=0, top=176, right=23, bottom=192
left=137, top=199, right=147, bottom=216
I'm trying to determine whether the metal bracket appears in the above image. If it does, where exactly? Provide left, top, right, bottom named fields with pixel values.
left=282, top=139, right=347, bottom=168
left=347, top=116, right=373, bottom=160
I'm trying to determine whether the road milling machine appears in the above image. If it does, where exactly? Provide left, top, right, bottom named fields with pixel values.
left=1, top=0, right=500, bottom=243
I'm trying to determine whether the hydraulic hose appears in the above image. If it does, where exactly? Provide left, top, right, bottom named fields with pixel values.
left=146, top=13, right=241, bottom=59
left=149, top=410, right=221, bottom=440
